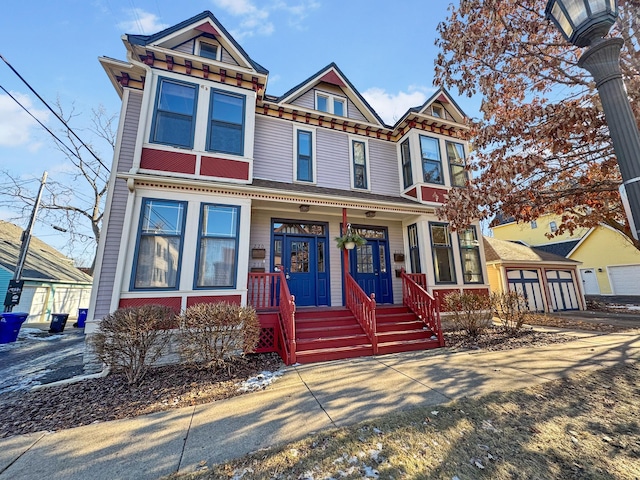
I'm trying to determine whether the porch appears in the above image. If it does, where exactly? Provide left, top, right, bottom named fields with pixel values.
left=248, top=270, right=444, bottom=365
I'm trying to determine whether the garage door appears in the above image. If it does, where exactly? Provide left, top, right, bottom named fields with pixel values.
left=547, top=270, right=580, bottom=311
left=609, top=265, right=640, bottom=295
left=507, top=269, right=545, bottom=312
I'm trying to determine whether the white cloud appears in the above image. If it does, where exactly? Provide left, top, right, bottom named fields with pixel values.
left=362, top=86, right=436, bottom=125
left=0, top=92, right=49, bottom=148
left=117, top=8, right=168, bottom=34
left=212, top=0, right=319, bottom=39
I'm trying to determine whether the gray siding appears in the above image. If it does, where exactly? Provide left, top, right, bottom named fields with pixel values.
left=221, top=47, right=239, bottom=66
left=174, top=40, right=194, bottom=54
left=94, top=91, right=142, bottom=318
left=368, top=139, right=401, bottom=197
left=253, top=116, right=294, bottom=182
left=316, top=129, right=350, bottom=189
left=347, top=98, right=367, bottom=122
left=290, top=89, right=314, bottom=110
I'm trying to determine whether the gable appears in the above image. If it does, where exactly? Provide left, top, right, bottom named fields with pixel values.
left=278, top=63, right=385, bottom=126
left=569, top=225, right=640, bottom=265
left=417, top=89, right=466, bottom=124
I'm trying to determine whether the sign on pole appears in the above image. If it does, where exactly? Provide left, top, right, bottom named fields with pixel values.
left=4, top=279, right=24, bottom=308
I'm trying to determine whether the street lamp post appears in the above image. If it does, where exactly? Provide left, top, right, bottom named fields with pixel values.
left=545, top=0, right=640, bottom=240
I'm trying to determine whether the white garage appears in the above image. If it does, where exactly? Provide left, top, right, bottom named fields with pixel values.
left=609, top=265, right=640, bottom=295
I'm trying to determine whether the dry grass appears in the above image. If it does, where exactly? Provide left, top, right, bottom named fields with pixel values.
left=174, top=362, right=640, bottom=480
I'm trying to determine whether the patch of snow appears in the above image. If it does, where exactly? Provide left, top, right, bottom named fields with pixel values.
left=362, top=465, right=379, bottom=478
left=372, top=427, right=382, bottom=434
left=230, top=467, right=253, bottom=480
left=236, top=369, right=285, bottom=392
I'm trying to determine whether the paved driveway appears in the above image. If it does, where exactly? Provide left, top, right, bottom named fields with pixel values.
left=0, top=325, right=86, bottom=394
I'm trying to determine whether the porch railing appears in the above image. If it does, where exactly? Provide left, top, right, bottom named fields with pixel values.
left=400, top=268, right=444, bottom=347
left=345, top=273, right=378, bottom=354
left=247, top=272, right=296, bottom=364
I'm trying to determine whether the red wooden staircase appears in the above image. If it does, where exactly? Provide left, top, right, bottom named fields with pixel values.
left=293, top=305, right=440, bottom=364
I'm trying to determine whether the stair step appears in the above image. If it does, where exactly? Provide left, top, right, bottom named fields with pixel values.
left=296, top=323, right=364, bottom=338
left=375, top=305, right=412, bottom=315
left=296, top=317, right=360, bottom=328
left=295, top=344, right=374, bottom=363
left=377, top=338, right=441, bottom=355
left=376, top=320, right=425, bottom=332
left=296, top=334, right=370, bottom=351
left=377, top=329, right=434, bottom=343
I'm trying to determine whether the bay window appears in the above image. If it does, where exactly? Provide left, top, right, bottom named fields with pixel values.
left=151, top=78, right=197, bottom=148
left=430, top=222, right=456, bottom=284
left=459, top=227, right=483, bottom=284
left=207, top=90, right=245, bottom=156
left=132, top=199, right=187, bottom=289
left=447, top=141, right=468, bottom=187
left=420, top=135, right=443, bottom=185
left=196, top=204, right=240, bottom=288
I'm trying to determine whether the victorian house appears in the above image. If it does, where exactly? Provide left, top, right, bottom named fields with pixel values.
left=88, top=11, right=489, bottom=363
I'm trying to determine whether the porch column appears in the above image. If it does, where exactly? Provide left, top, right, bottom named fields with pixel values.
left=342, top=208, right=349, bottom=280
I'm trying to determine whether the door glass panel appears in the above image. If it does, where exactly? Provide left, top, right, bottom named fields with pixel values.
left=290, top=241, right=310, bottom=273
left=273, top=239, right=282, bottom=269
left=317, top=242, right=325, bottom=273
left=357, top=245, right=374, bottom=273
left=379, top=243, right=387, bottom=273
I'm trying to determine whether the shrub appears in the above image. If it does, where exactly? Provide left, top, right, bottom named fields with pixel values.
left=90, top=304, right=177, bottom=385
left=442, top=292, right=493, bottom=337
left=178, top=302, right=260, bottom=369
left=491, top=291, right=531, bottom=334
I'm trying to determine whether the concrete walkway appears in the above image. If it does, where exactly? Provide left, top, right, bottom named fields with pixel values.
left=1, top=329, right=639, bottom=480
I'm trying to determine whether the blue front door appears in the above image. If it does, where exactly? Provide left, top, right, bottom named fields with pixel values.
left=284, top=237, right=316, bottom=306
left=350, top=234, right=393, bottom=304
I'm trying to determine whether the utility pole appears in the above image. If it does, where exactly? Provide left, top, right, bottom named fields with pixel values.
left=3, top=171, right=47, bottom=312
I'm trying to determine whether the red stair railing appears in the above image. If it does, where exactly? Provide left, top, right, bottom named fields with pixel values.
left=400, top=268, right=444, bottom=347
left=247, top=272, right=296, bottom=364
left=345, top=273, right=377, bottom=354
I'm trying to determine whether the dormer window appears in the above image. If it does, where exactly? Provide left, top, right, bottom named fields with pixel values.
left=431, top=105, right=444, bottom=118
left=198, top=41, right=219, bottom=61
left=315, top=91, right=346, bottom=116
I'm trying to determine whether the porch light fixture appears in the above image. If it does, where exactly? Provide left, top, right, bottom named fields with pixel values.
left=299, top=204, right=310, bottom=213
left=545, top=0, right=640, bottom=240
left=365, top=210, right=376, bottom=218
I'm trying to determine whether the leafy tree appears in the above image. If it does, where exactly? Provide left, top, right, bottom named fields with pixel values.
left=434, top=0, right=640, bottom=247
left=1, top=100, right=115, bottom=272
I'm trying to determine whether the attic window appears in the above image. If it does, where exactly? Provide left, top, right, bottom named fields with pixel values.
left=198, top=41, right=219, bottom=61
left=431, top=105, right=444, bottom=118
left=315, top=91, right=346, bottom=116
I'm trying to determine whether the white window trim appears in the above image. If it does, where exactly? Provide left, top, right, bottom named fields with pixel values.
left=196, top=39, right=221, bottom=61
left=431, top=104, right=444, bottom=118
left=315, top=90, right=347, bottom=117
left=348, top=136, right=371, bottom=191
left=293, top=125, right=317, bottom=184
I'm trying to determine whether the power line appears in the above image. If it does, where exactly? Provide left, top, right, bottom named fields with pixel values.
left=0, top=54, right=111, bottom=173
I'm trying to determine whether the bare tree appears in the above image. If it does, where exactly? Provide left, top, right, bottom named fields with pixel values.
left=0, top=100, right=115, bottom=273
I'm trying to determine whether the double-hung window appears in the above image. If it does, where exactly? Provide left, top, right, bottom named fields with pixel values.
left=408, top=223, right=421, bottom=273
left=198, top=41, right=219, bottom=60
left=207, top=90, right=245, bottom=156
left=401, top=139, right=413, bottom=188
left=447, top=141, right=467, bottom=187
left=420, top=135, right=443, bottom=184
left=459, top=227, right=483, bottom=284
left=196, top=204, right=240, bottom=288
left=296, top=129, right=313, bottom=182
left=133, top=199, right=186, bottom=289
left=430, top=222, right=456, bottom=284
left=316, top=92, right=346, bottom=116
left=352, top=140, right=368, bottom=189
left=151, top=78, right=197, bottom=148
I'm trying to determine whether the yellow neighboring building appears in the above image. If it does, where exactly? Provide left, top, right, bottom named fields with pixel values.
left=492, top=214, right=640, bottom=296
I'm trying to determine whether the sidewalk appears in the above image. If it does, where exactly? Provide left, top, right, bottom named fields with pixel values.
left=1, top=329, right=639, bottom=480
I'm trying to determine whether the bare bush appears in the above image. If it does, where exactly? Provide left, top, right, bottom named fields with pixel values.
left=443, top=292, right=493, bottom=337
left=179, top=302, right=260, bottom=369
left=491, top=291, right=531, bottom=334
left=90, top=305, right=177, bottom=385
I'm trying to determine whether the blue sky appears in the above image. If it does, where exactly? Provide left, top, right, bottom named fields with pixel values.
left=0, top=0, right=479, bottom=265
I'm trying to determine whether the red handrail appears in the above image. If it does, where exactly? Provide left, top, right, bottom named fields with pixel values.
left=400, top=268, right=444, bottom=347
left=345, top=273, right=377, bottom=354
left=247, top=272, right=296, bottom=364
left=277, top=270, right=296, bottom=364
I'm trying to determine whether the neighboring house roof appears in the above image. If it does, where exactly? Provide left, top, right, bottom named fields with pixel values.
left=483, top=236, right=580, bottom=265
left=531, top=240, right=581, bottom=258
left=126, top=10, right=268, bottom=75
left=276, top=62, right=386, bottom=127
left=0, top=221, right=93, bottom=284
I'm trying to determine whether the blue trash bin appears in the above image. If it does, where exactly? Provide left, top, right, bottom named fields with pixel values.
left=49, top=313, right=69, bottom=333
left=77, top=308, right=88, bottom=329
left=0, top=312, right=29, bottom=344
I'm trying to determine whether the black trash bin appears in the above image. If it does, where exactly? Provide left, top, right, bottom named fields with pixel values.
left=49, top=313, right=69, bottom=333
